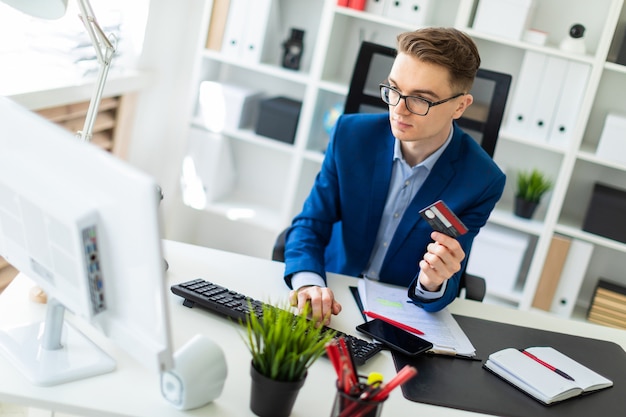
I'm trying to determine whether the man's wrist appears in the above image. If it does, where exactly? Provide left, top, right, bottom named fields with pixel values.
left=291, top=271, right=325, bottom=291
left=414, top=277, right=447, bottom=300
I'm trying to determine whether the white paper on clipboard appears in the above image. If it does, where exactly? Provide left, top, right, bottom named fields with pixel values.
left=357, top=278, right=476, bottom=356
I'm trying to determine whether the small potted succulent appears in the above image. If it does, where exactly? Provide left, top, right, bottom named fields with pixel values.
left=242, top=302, right=336, bottom=417
left=514, top=168, right=552, bottom=219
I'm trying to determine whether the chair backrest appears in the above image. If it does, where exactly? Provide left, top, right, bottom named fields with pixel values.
left=343, top=41, right=512, bottom=158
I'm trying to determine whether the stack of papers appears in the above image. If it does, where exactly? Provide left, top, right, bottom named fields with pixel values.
left=358, top=278, right=476, bottom=357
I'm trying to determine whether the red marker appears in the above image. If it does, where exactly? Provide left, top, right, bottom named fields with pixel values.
left=363, top=310, right=424, bottom=335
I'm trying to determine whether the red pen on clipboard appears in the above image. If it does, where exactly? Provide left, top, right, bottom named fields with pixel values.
left=363, top=310, right=425, bottom=335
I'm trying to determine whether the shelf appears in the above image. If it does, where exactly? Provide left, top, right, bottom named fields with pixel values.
left=303, top=150, right=325, bottom=164
left=178, top=0, right=626, bottom=321
left=334, top=6, right=420, bottom=32
left=465, top=28, right=597, bottom=64
left=199, top=197, right=283, bottom=232
left=191, top=118, right=296, bottom=154
left=317, top=79, right=349, bottom=96
left=498, top=130, right=569, bottom=154
left=484, top=288, right=523, bottom=306
left=488, top=207, right=546, bottom=236
left=604, top=61, right=626, bottom=73
left=200, top=49, right=312, bottom=85
left=3, top=69, right=152, bottom=111
left=577, top=146, right=626, bottom=170
left=555, top=222, right=626, bottom=253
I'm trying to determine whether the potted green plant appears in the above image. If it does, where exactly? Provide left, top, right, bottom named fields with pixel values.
left=514, top=168, right=552, bottom=219
left=242, top=302, right=336, bottom=417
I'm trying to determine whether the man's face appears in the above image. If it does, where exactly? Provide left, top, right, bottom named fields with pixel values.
left=386, top=52, right=472, bottom=144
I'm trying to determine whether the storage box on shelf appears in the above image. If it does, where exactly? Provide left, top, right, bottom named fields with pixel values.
left=255, top=96, right=302, bottom=144
left=473, top=0, right=535, bottom=41
left=595, top=113, right=626, bottom=166
left=177, top=0, right=626, bottom=320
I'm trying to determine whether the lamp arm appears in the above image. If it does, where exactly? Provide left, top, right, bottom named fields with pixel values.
left=76, top=0, right=116, bottom=142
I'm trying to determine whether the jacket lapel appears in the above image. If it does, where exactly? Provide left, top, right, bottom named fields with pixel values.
left=385, top=127, right=462, bottom=259
left=365, top=131, right=395, bottom=243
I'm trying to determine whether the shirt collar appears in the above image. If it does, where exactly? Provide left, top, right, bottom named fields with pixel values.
left=393, top=125, right=454, bottom=170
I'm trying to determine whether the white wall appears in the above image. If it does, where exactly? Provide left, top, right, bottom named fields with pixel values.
left=126, top=0, right=205, bottom=242
left=126, top=1, right=279, bottom=259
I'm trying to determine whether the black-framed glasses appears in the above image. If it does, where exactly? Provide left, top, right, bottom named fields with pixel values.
left=379, top=84, right=464, bottom=116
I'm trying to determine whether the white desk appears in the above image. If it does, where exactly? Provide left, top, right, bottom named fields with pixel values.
left=0, top=240, right=625, bottom=417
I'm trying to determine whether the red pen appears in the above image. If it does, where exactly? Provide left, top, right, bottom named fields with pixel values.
left=338, top=337, right=358, bottom=392
left=520, top=349, right=575, bottom=381
left=363, top=310, right=425, bottom=335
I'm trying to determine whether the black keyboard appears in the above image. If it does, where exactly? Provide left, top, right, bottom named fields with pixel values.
left=170, top=278, right=382, bottom=366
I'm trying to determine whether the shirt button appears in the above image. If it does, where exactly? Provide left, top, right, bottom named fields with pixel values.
left=404, top=180, right=410, bottom=186
left=383, top=242, right=389, bottom=247
left=393, top=213, right=399, bottom=218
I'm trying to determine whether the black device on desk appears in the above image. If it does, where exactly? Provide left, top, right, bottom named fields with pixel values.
left=170, top=278, right=383, bottom=366
left=356, top=319, right=433, bottom=356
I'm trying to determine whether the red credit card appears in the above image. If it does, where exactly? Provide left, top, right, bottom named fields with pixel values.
left=419, top=200, right=468, bottom=238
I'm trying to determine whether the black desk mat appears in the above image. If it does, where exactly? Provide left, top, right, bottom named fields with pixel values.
left=392, top=314, right=626, bottom=417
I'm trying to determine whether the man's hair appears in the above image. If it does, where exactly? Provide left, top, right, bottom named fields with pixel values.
left=396, top=27, right=480, bottom=93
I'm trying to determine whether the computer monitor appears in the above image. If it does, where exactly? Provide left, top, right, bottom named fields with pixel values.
left=0, top=96, right=174, bottom=386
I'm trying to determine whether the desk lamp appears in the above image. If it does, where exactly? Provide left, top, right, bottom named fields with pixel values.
left=1, top=0, right=116, bottom=142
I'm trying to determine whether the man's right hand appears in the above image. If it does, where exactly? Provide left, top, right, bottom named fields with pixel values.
left=289, top=285, right=342, bottom=326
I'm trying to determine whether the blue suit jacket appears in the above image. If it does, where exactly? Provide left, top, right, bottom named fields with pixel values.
left=284, top=113, right=505, bottom=311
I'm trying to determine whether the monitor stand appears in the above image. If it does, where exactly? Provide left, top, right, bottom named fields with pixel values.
left=0, top=298, right=115, bottom=386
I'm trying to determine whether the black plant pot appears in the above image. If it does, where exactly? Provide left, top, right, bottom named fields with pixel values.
left=514, top=197, right=539, bottom=219
left=249, top=363, right=306, bottom=417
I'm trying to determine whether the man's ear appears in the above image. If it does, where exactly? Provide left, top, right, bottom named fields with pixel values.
left=452, top=94, right=474, bottom=120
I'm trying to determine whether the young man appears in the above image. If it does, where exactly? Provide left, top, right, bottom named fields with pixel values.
left=283, top=27, right=505, bottom=325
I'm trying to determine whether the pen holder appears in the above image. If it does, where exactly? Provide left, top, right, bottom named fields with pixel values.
left=330, top=382, right=386, bottom=417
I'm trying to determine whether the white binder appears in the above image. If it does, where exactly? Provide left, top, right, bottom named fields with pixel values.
left=528, top=55, right=568, bottom=142
left=240, top=0, right=271, bottom=64
left=383, top=0, right=432, bottom=26
left=365, top=0, right=387, bottom=15
left=548, top=61, right=591, bottom=149
left=505, top=51, right=547, bottom=137
left=549, top=239, right=594, bottom=317
left=220, top=0, right=249, bottom=59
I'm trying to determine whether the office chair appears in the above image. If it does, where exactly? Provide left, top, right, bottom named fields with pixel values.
left=272, top=41, right=512, bottom=302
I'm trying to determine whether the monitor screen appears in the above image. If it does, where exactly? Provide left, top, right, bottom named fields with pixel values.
left=0, top=96, right=174, bottom=385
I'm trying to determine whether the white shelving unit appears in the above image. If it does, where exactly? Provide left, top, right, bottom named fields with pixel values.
left=179, top=0, right=626, bottom=320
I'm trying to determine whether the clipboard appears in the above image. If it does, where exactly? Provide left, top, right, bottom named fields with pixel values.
left=349, top=285, right=367, bottom=321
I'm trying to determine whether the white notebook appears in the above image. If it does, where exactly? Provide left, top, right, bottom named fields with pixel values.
left=484, top=346, right=613, bottom=405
